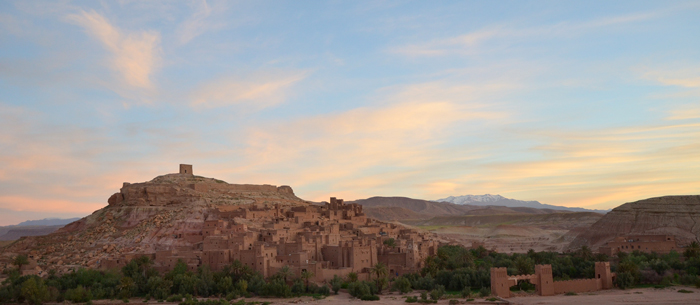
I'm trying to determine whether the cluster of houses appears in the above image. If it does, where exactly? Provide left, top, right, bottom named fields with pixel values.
left=102, top=197, right=439, bottom=282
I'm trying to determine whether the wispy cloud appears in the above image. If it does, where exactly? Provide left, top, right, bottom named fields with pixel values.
left=389, top=11, right=659, bottom=57
left=190, top=71, right=308, bottom=109
left=176, top=0, right=226, bottom=44
left=66, top=10, right=161, bottom=89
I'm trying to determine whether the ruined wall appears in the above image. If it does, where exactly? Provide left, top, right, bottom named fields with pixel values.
left=553, top=278, right=601, bottom=294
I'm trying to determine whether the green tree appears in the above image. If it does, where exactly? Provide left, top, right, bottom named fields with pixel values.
left=514, top=256, right=534, bottom=275
left=429, top=285, right=445, bottom=301
left=370, top=263, right=389, bottom=294
left=392, top=277, right=412, bottom=294
left=330, top=275, right=343, bottom=294
left=235, top=279, right=248, bottom=295
left=684, top=242, right=700, bottom=260
left=276, top=266, right=293, bottom=282
left=347, top=272, right=358, bottom=283
left=13, top=255, right=29, bottom=271
left=383, top=238, right=396, bottom=248
left=300, top=270, right=314, bottom=292
left=21, top=277, right=49, bottom=305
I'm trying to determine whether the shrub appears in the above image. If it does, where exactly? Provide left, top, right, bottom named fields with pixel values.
left=360, top=295, right=380, bottom=301
left=460, top=287, right=471, bottom=298
left=393, top=277, right=412, bottom=294
left=291, top=280, right=305, bottom=295
left=166, top=295, right=183, bottom=302
left=420, top=291, right=428, bottom=301
left=348, top=281, right=373, bottom=299
left=616, top=272, right=635, bottom=290
left=65, top=285, right=93, bottom=303
left=317, top=285, right=331, bottom=296
left=449, top=299, right=459, bottom=305
left=21, top=277, right=50, bottom=305
left=429, top=285, right=445, bottom=301
left=405, top=296, right=418, bottom=303
left=330, top=275, right=343, bottom=294
left=565, top=292, right=577, bottom=296
left=479, top=287, right=490, bottom=298
left=678, top=289, right=693, bottom=293
left=485, top=297, right=498, bottom=302
left=466, top=299, right=474, bottom=302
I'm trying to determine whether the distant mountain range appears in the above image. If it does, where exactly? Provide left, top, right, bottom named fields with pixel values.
left=16, top=217, right=81, bottom=226
left=436, top=194, right=610, bottom=214
left=0, top=217, right=80, bottom=241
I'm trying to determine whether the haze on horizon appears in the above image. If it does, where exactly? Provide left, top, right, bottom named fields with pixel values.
left=1, top=0, right=699, bottom=226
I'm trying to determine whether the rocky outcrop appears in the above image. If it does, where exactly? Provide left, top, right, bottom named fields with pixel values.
left=568, top=195, right=700, bottom=251
left=0, top=172, right=307, bottom=274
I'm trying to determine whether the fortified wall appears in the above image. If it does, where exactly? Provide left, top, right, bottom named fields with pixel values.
left=490, top=262, right=615, bottom=298
left=598, top=235, right=678, bottom=256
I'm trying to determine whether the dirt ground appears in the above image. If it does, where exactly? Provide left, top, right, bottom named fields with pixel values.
left=430, top=226, right=572, bottom=253
left=508, top=287, right=700, bottom=304
left=82, top=287, right=700, bottom=305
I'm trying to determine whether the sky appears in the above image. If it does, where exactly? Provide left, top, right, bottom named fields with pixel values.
left=1, top=1, right=700, bottom=226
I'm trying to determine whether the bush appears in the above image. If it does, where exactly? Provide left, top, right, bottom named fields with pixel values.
left=260, top=279, right=292, bottom=298
left=392, top=277, right=412, bottom=294
left=429, top=285, right=445, bottom=301
left=167, top=295, right=183, bottom=302
left=616, top=272, right=635, bottom=290
left=21, top=277, right=50, bottom=305
left=678, top=289, right=693, bottom=293
left=479, top=287, right=490, bottom=298
left=449, top=300, right=459, bottom=305
left=348, top=281, right=373, bottom=299
left=565, top=291, right=577, bottom=296
left=360, top=295, right=380, bottom=301
left=420, top=291, right=428, bottom=301
left=317, top=285, right=331, bottom=296
left=405, top=296, right=418, bottom=303
left=291, top=280, right=305, bottom=295
left=460, top=287, right=471, bottom=298
left=65, top=285, right=93, bottom=303
left=330, top=275, right=343, bottom=294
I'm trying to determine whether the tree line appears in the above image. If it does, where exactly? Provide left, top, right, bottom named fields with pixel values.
left=2, top=242, right=700, bottom=304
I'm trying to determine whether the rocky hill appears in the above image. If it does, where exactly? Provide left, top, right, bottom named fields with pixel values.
left=0, top=171, right=305, bottom=273
left=353, top=196, right=575, bottom=221
left=568, top=195, right=700, bottom=251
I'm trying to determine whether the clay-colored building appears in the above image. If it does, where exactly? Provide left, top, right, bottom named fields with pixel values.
left=490, top=262, right=615, bottom=298
left=102, top=195, right=438, bottom=283
left=599, top=235, right=678, bottom=256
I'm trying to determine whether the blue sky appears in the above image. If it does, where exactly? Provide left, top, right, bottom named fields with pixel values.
left=1, top=0, right=699, bottom=225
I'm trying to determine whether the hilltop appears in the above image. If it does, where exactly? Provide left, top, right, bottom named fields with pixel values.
left=568, top=195, right=700, bottom=251
left=1, top=167, right=306, bottom=273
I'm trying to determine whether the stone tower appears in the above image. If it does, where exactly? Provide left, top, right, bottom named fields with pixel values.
left=595, top=261, right=613, bottom=289
left=180, top=164, right=193, bottom=175
left=535, top=264, right=554, bottom=296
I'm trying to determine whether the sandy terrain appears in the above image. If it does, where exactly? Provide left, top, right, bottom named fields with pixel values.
left=430, top=226, right=574, bottom=253
left=508, top=287, right=700, bottom=304
left=80, top=287, right=700, bottom=305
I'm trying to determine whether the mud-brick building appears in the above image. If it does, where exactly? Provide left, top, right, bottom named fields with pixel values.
left=599, top=235, right=678, bottom=256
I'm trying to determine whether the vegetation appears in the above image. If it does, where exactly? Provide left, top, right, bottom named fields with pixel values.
left=3, top=243, right=700, bottom=304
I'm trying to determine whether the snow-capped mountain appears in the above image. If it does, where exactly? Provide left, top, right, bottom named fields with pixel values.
left=436, top=194, right=609, bottom=214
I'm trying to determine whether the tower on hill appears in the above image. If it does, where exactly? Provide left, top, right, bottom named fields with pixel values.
left=180, top=164, right=193, bottom=175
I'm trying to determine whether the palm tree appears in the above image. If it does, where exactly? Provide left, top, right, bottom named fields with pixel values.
left=277, top=265, right=293, bottom=282
left=347, top=272, right=358, bottom=283
left=300, top=270, right=314, bottom=292
left=684, top=241, right=700, bottom=259
left=370, top=263, right=388, bottom=293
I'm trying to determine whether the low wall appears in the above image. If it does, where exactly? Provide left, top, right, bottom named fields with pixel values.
left=553, top=278, right=601, bottom=294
